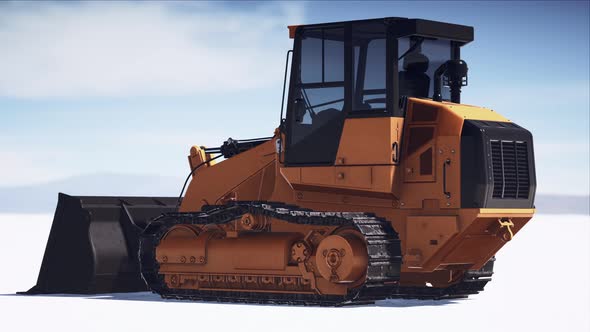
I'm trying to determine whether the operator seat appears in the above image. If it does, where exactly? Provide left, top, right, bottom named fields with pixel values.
left=312, top=108, right=342, bottom=130
left=399, top=52, right=430, bottom=98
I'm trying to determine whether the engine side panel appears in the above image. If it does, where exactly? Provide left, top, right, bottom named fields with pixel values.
left=276, top=98, right=535, bottom=285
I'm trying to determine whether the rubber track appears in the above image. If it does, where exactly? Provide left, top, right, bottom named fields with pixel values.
left=139, top=201, right=490, bottom=306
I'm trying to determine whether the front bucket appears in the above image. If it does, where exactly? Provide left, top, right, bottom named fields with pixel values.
left=23, top=193, right=177, bottom=294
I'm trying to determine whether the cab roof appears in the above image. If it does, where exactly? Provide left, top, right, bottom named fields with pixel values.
left=288, top=17, right=474, bottom=44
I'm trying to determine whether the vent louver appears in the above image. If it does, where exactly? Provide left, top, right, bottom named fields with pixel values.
left=490, top=140, right=530, bottom=199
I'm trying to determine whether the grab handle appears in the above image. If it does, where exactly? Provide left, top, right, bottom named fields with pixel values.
left=392, top=142, right=399, bottom=163
left=443, top=159, right=451, bottom=198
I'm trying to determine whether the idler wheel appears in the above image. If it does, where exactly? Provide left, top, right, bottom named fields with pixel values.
left=315, top=232, right=368, bottom=283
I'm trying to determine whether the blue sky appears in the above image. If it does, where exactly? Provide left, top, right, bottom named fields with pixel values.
left=0, top=1, right=588, bottom=195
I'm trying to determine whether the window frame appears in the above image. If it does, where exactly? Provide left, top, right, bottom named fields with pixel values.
left=347, top=22, right=395, bottom=118
left=284, top=25, right=348, bottom=166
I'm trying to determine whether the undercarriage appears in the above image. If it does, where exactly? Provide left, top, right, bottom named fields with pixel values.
left=140, top=202, right=493, bottom=306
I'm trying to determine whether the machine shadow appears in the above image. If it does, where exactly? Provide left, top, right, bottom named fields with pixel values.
left=3, top=292, right=462, bottom=308
left=373, top=298, right=462, bottom=308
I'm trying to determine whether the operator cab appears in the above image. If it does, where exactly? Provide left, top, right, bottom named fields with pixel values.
left=284, top=18, right=473, bottom=165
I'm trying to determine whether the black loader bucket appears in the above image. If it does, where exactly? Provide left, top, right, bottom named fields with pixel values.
left=23, top=193, right=177, bottom=294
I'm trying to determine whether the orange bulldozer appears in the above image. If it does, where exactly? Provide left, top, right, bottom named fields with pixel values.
left=25, top=17, right=536, bottom=305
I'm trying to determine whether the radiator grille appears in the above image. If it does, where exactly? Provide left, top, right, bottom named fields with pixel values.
left=490, top=140, right=530, bottom=199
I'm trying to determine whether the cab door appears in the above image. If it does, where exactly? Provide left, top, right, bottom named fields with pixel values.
left=285, top=26, right=346, bottom=166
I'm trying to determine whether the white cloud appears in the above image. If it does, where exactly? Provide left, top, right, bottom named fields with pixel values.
left=0, top=149, right=77, bottom=186
left=0, top=2, right=303, bottom=98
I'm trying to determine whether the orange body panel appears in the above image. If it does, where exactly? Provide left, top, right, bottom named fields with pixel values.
left=171, top=98, right=533, bottom=291
left=181, top=140, right=276, bottom=210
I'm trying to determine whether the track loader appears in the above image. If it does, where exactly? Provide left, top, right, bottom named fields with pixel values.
left=25, top=17, right=536, bottom=305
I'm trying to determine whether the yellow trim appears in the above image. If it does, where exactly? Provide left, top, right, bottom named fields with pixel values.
left=444, top=104, right=510, bottom=122
left=478, top=208, right=535, bottom=215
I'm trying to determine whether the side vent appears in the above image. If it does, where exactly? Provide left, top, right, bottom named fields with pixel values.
left=407, top=127, right=434, bottom=155
left=411, top=103, right=438, bottom=122
left=419, top=148, right=433, bottom=175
